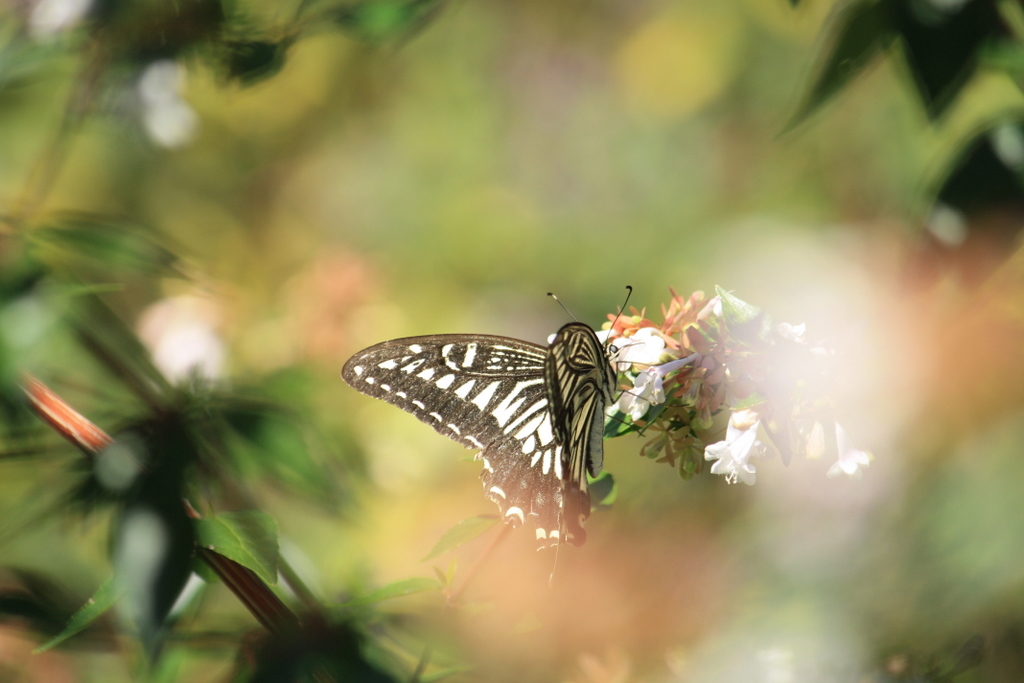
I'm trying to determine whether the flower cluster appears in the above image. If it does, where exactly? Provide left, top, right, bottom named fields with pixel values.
left=603, top=287, right=870, bottom=485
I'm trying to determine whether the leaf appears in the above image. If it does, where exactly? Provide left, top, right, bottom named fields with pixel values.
left=421, top=666, right=473, bottom=682
left=588, top=471, right=617, bottom=508
left=715, top=286, right=774, bottom=346
left=219, top=397, right=333, bottom=498
left=69, top=294, right=173, bottom=405
left=194, top=511, right=279, bottom=585
left=893, top=0, right=1008, bottom=120
left=342, top=577, right=441, bottom=608
left=604, top=410, right=636, bottom=438
left=29, top=214, right=182, bottom=277
left=731, top=390, right=769, bottom=410
left=785, top=0, right=896, bottom=131
left=331, top=0, right=446, bottom=43
left=224, top=40, right=290, bottom=86
left=421, top=515, right=498, bottom=561
left=34, top=576, right=123, bottom=653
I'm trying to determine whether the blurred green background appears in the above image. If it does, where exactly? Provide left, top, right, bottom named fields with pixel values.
left=4, top=0, right=1024, bottom=680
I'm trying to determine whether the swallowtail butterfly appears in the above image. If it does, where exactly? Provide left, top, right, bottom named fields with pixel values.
left=341, top=322, right=617, bottom=547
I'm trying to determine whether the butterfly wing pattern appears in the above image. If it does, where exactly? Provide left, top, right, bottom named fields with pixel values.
left=341, top=323, right=616, bottom=548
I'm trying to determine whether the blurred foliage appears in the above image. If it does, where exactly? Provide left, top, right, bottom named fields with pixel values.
left=1, top=0, right=1024, bottom=681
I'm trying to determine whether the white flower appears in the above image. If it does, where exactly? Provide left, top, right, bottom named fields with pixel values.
left=615, top=327, right=666, bottom=366
left=776, top=321, right=806, bottom=343
left=616, top=354, right=697, bottom=421
left=29, top=0, right=92, bottom=38
left=826, top=423, right=871, bottom=478
left=137, top=296, right=225, bottom=382
left=704, top=409, right=769, bottom=485
left=138, top=60, right=197, bottom=148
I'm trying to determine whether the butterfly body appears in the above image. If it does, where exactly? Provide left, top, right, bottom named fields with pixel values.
left=341, top=322, right=615, bottom=547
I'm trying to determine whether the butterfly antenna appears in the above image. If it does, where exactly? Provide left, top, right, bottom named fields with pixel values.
left=607, top=285, right=633, bottom=343
left=547, top=292, right=578, bottom=322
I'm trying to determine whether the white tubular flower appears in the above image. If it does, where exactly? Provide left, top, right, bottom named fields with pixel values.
left=615, top=327, right=666, bottom=366
left=616, top=354, right=697, bottom=421
left=826, top=423, right=871, bottom=478
left=704, top=409, right=769, bottom=485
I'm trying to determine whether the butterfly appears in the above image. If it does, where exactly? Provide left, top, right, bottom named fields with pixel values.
left=341, top=321, right=618, bottom=548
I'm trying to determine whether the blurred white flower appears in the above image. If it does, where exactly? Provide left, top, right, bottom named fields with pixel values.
left=616, top=354, right=697, bottom=421
left=137, top=296, right=225, bottom=382
left=29, top=0, right=91, bottom=38
left=138, top=60, right=197, bottom=148
left=826, top=423, right=871, bottom=478
left=705, top=409, right=770, bottom=485
left=776, top=322, right=806, bottom=343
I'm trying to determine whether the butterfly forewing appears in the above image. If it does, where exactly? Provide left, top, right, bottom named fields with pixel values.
left=342, top=335, right=569, bottom=543
left=342, top=324, right=616, bottom=548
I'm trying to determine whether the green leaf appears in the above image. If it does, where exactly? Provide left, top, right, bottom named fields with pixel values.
left=34, top=576, right=123, bottom=653
left=785, top=0, right=896, bottom=131
left=604, top=411, right=636, bottom=438
left=716, top=286, right=774, bottom=346
left=224, top=40, right=290, bottom=86
left=588, top=471, right=617, bottom=508
left=29, top=214, right=182, bottom=277
left=194, top=511, right=279, bottom=585
left=421, top=515, right=498, bottom=561
left=331, top=0, right=446, bottom=43
left=421, top=665, right=473, bottom=682
left=220, top=399, right=332, bottom=497
left=342, top=577, right=441, bottom=607
left=731, top=390, right=768, bottom=410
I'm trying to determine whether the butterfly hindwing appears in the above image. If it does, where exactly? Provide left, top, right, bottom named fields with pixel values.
left=342, top=324, right=616, bottom=548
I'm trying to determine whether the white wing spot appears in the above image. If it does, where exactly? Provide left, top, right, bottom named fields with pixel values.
left=504, top=398, right=548, bottom=434
left=401, top=359, right=425, bottom=374
left=542, top=448, right=552, bottom=475
left=454, top=380, right=477, bottom=400
left=436, top=374, right=456, bottom=389
left=489, top=486, right=506, bottom=499
left=535, top=528, right=547, bottom=540
left=468, top=436, right=485, bottom=449
left=396, top=391, right=407, bottom=399
left=481, top=456, right=493, bottom=471
left=377, top=360, right=398, bottom=370
left=353, top=365, right=364, bottom=375
left=409, top=344, right=423, bottom=353
left=365, top=377, right=376, bottom=384
left=447, top=423, right=462, bottom=435
left=463, top=343, right=477, bottom=368
left=380, top=384, right=391, bottom=392
left=505, top=507, right=525, bottom=525
left=521, top=435, right=536, bottom=454
left=470, top=381, right=501, bottom=410
left=531, top=451, right=542, bottom=467
left=514, top=413, right=545, bottom=440
left=416, top=367, right=436, bottom=380
left=554, top=446, right=564, bottom=479
left=429, top=412, right=442, bottom=421
left=549, top=529, right=560, bottom=541
left=537, top=414, right=554, bottom=445
left=491, top=379, right=543, bottom=426
left=412, top=400, right=425, bottom=409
